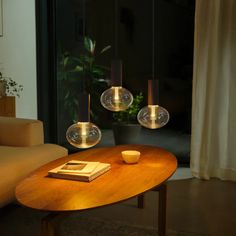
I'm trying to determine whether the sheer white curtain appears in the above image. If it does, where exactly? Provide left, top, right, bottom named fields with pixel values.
left=191, top=0, right=236, bottom=181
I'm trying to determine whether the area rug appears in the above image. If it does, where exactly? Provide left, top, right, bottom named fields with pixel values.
left=169, top=167, right=193, bottom=181
left=62, top=213, right=209, bottom=236
left=0, top=205, right=210, bottom=236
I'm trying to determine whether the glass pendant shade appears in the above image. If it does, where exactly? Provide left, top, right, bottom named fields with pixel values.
left=138, top=80, right=169, bottom=129
left=66, top=122, right=101, bottom=148
left=100, top=60, right=133, bottom=111
left=137, top=105, right=169, bottom=129
left=66, top=93, right=101, bottom=149
left=100, top=86, right=133, bottom=111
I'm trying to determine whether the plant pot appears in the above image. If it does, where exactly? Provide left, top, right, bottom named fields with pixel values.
left=112, top=123, right=141, bottom=145
left=0, top=81, right=6, bottom=98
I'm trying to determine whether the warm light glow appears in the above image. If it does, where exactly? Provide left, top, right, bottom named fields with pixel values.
left=114, top=86, right=120, bottom=104
left=137, top=105, right=169, bottom=129
left=149, top=105, right=157, bottom=127
left=100, top=86, right=133, bottom=111
left=80, top=122, right=87, bottom=146
left=150, top=105, right=156, bottom=119
left=81, top=122, right=87, bottom=136
left=66, top=122, right=101, bottom=149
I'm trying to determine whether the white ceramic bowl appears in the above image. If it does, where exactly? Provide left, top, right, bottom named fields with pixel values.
left=121, top=150, right=141, bottom=164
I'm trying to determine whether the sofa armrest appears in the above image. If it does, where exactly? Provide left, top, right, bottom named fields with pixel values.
left=0, top=117, right=44, bottom=147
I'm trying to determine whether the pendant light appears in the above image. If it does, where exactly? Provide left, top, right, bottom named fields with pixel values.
left=66, top=2, right=102, bottom=149
left=137, top=0, right=169, bottom=129
left=66, top=93, right=102, bottom=148
left=100, top=59, right=133, bottom=111
left=100, top=0, right=133, bottom=112
left=137, top=80, right=169, bottom=129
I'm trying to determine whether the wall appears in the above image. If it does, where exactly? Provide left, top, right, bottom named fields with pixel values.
left=0, top=0, right=37, bottom=119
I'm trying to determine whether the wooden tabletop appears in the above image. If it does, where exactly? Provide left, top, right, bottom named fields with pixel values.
left=15, top=144, right=177, bottom=212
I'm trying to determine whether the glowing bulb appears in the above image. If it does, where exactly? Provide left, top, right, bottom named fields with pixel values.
left=150, top=105, right=156, bottom=120
left=114, top=86, right=120, bottom=104
left=100, top=86, right=133, bottom=111
left=66, top=122, right=101, bottom=149
left=80, top=122, right=87, bottom=146
left=137, top=105, right=169, bottom=129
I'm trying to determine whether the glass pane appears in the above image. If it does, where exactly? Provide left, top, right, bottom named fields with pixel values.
left=55, top=0, right=195, bottom=148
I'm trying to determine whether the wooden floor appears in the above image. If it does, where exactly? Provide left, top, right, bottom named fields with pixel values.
left=1, top=177, right=236, bottom=236
left=167, top=178, right=236, bottom=235
left=80, top=177, right=236, bottom=236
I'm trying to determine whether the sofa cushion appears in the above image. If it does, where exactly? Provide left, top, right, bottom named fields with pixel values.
left=0, top=117, right=44, bottom=147
left=0, top=144, right=68, bottom=207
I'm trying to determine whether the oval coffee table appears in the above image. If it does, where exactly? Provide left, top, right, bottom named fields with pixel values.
left=15, top=144, right=177, bottom=236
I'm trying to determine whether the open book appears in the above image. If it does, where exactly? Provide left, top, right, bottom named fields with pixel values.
left=48, top=160, right=111, bottom=182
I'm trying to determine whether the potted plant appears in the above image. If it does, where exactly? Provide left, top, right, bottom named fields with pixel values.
left=0, top=72, right=23, bottom=98
left=112, top=92, right=144, bottom=145
left=57, top=36, right=111, bottom=124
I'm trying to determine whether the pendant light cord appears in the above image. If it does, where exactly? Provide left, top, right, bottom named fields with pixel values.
left=152, top=0, right=155, bottom=79
left=82, top=0, right=86, bottom=92
left=151, top=0, right=160, bottom=104
left=114, top=0, right=118, bottom=59
left=83, top=0, right=86, bottom=38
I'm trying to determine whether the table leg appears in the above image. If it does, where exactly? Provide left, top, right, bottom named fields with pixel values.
left=137, top=194, right=144, bottom=208
left=41, top=213, right=57, bottom=236
left=138, top=184, right=167, bottom=235
left=158, top=184, right=167, bottom=236
left=41, top=212, right=69, bottom=236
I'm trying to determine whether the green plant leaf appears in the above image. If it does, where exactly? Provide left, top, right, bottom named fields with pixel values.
left=63, top=57, right=69, bottom=66
left=73, top=65, right=83, bottom=72
left=84, top=37, right=91, bottom=52
left=84, top=36, right=95, bottom=54
left=113, top=92, right=144, bottom=123
left=100, top=45, right=111, bottom=54
left=91, top=40, right=96, bottom=54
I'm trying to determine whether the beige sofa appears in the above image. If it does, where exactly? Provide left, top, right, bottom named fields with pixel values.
left=0, top=116, right=68, bottom=207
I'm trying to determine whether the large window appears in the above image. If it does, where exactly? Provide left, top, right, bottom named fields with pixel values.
left=36, top=0, right=195, bottom=148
